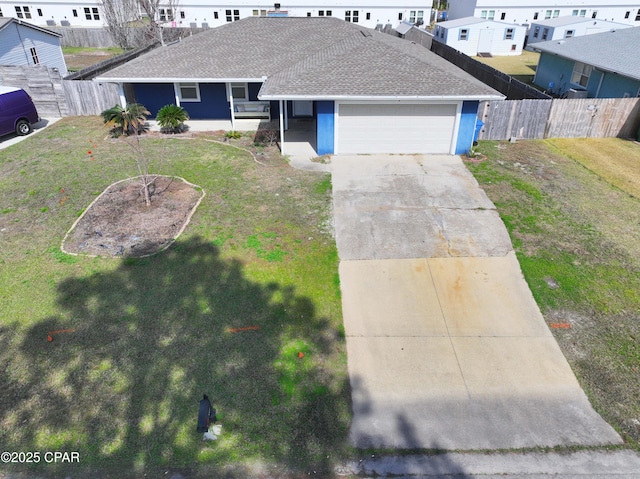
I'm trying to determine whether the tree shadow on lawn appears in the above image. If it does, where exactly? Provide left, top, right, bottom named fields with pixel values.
left=1, top=236, right=350, bottom=477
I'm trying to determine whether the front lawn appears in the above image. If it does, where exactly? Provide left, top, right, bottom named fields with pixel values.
left=0, top=117, right=349, bottom=477
left=468, top=138, right=640, bottom=448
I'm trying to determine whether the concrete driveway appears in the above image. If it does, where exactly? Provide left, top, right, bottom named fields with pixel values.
left=333, top=154, right=622, bottom=450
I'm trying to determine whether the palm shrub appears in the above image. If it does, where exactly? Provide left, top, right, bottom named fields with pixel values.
left=156, top=104, right=189, bottom=133
left=101, top=103, right=150, bottom=137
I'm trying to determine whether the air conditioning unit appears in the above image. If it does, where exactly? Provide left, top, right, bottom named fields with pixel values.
left=566, top=88, right=588, bottom=99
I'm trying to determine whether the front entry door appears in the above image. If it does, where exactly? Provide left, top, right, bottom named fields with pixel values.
left=293, top=100, right=313, bottom=117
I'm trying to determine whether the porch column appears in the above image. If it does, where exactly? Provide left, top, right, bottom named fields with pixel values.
left=284, top=100, right=289, bottom=130
left=279, top=100, right=285, bottom=155
left=228, top=83, right=236, bottom=131
left=118, top=83, right=126, bottom=107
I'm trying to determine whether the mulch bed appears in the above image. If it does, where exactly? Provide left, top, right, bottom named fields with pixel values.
left=62, top=175, right=204, bottom=258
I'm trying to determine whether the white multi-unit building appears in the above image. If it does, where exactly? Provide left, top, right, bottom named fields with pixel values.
left=0, top=1, right=433, bottom=30
left=446, top=1, right=640, bottom=27
left=526, top=16, right=632, bottom=45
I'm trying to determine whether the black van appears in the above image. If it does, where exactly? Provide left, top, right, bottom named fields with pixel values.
left=0, top=86, right=40, bottom=137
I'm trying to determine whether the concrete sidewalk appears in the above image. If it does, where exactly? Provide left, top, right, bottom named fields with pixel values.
left=333, top=154, right=622, bottom=450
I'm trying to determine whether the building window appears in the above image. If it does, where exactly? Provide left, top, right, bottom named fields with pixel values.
left=487, top=10, right=495, bottom=20
left=545, top=10, right=552, bottom=19
left=37, top=8, right=43, bottom=16
left=480, top=10, right=486, bottom=19
left=542, top=28, right=549, bottom=40
left=625, top=11, right=630, bottom=19
left=571, top=62, right=592, bottom=87
left=353, top=10, right=358, bottom=22
left=398, top=13, right=402, bottom=21
left=213, top=11, right=218, bottom=19
left=553, top=10, right=560, bottom=18
left=178, top=83, right=200, bottom=102
left=15, top=6, right=32, bottom=19
left=565, top=30, right=574, bottom=38
left=505, top=28, right=514, bottom=39
left=592, top=11, right=597, bottom=19
left=84, top=7, right=99, bottom=20
left=234, top=9, right=239, bottom=20
left=318, top=10, right=324, bottom=16
left=580, top=10, right=586, bottom=17
left=252, top=9, right=258, bottom=15
left=72, top=9, right=77, bottom=17
left=0, top=8, right=3, bottom=17
left=306, top=12, right=311, bottom=17
left=230, top=82, right=247, bottom=101
left=459, top=29, right=468, bottom=40
left=501, top=12, right=506, bottom=20
left=511, top=44, right=516, bottom=51
left=636, top=9, right=640, bottom=21
left=159, top=9, right=173, bottom=21
left=533, top=12, right=538, bottom=20
left=366, top=12, right=370, bottom=20
left=345, top=10, right=350, bottom=21
left=533, top=26, right=540, bottom=38
left=326, top=10, right=331, bottom=16
left=572, top=9, right=578, bottom=16
left=261, top=10, right=266, bottom=16
left=409, top=10, right=423, bottom=24
left=225, top=9, right=232, bottom=21
left=30, top=47, right=39, bottom=64
left=180, top=10, right=185, bottom=19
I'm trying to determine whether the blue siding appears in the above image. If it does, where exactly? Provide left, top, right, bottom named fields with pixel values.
left=316, top=101, right=334, bottom=155
left=248, top=82, right=262, bottom=101
left=181, top=83, right=230, bottom=119
left=455, top=101, right=479, bottom=155
left=535, top=52, right=640, bottom=98
left=133, top=83, right=175, bottom=117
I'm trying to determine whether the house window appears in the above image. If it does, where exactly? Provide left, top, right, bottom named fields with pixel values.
left=72, top=9, right=77, bottom=17
left=213, top=11, right=218, bottom=19
left=505, top=28, right=514, bottom=39
left=480, top=10, right=486, bottom=19
left=366, top=12, right=371, bottom=20
left=533, top=12, right=538, bottom=20
left=353, top=10, right=358, bottom=22
left=326, top=10, right=331, bottom=16
left=533, top=26, right=540, bottom=38
left=398, top=13, right=402, bottom=21
left=459, top=29, right=468, bottom=40
left=580, top=10, right=586, bottom=17
left=571, top=62, right=592, bottom=87
left=178, top=83, right=200, bottom=102
left=542, top=28, right=549, bottom=40
left=545, top=10, right=552, bottom=19
left=625, top=11, right=630, bottom=19
left=252, top=9, right=258, bottom=15
left=553, top=10, right=560, bottom=18
left=318, top=10, right=324, bottom=16
left=230, top=82, right=248, bottom=101
left=345, top=10, right=350, bottom=21
left=234, top=9, right=239, bottom=20
left=37, top=8, right=43, bottom=16
left=159, top=9, right=173, bottom=21
left=225, top=9, right=232, bottom=21
left=511, top=44, right=516, bottom=51
left=409, top=10, right=424, bottom=24
left=501, top=12, right=506, bottom=20
left=261, top=10, right=266, bottom=16
left=565, top=30, right=574, bottom=38
left=487, top=10, right=495, bottom=20
left=15, top=6, right=31, bottom=19
left=30, top=47, right=39, bottom=65
left=306, top=12, right=311, bottom=17
left=180, top=10, right=185, bottom=19
left=84, top=7, right=99, bottom=20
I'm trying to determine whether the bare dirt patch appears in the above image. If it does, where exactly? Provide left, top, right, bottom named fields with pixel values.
left=62, top=175, right=204, bottom=257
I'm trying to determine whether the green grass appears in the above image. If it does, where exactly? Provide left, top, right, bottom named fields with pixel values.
left=62, top=46, right=125, bottom=55
left=473, top=50, right=540, bottom=85
left=0, top=117, right=349, bottom=477
left=468, top=140, right=640, bottom=447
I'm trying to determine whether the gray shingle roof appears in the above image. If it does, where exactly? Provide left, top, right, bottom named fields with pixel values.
left=531, top=16, right=627, bottom=28
left=0, top=17, right=62, bottom=37
left=97, top=17, right=502, bottom=99
left=532, top=26, right=640, bottom=81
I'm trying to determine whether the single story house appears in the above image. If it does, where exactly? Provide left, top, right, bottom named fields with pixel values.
left=0, top=17, right=68, bottom=76
left=532, top=26, right=640, bottom=98
left=95, top=17, right=503, bottom=156
left=433, top=17, right=527, bottom=56
left=527, top=16, right=631, bottom=45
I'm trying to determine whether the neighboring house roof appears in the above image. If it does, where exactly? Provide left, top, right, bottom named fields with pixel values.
left=435, top=16, right=489, bottom=28
left=532, top=26, right=640, bottom=81
left=394, top=21, right=414, bottom=35
left=0, top=17, right=63, bottom=37
left=97, top=17, right=503, bottom=100
left=531, top=16, right=629, bottom=29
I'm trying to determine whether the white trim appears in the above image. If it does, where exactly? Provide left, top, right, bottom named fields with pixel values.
left=118, top=83, right=126, bottom=107
left=230, top=82, right=249, bottom=101
left=279, top=100, right=285, bottom=155
left=173, top=83, right=181, bottom=106
left=450, top=102, right=462, bottom=155
left=94, top=77, right=266, bottom=83
left=260, top=94, right=504, bottom=101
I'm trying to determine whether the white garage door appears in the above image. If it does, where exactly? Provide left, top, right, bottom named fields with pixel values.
left=337, top=103, right=457, bottom=154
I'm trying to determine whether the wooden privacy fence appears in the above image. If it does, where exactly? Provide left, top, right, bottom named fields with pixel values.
left=479, top=97, right=640, bottom=141
left=0, top=65, right=120, bottom=117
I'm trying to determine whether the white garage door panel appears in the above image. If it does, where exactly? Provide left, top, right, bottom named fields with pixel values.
left=338, top=103, right=457, bottom=154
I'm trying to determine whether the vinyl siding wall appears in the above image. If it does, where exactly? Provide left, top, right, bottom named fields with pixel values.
left=0, top=23, right=67, bottom=75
